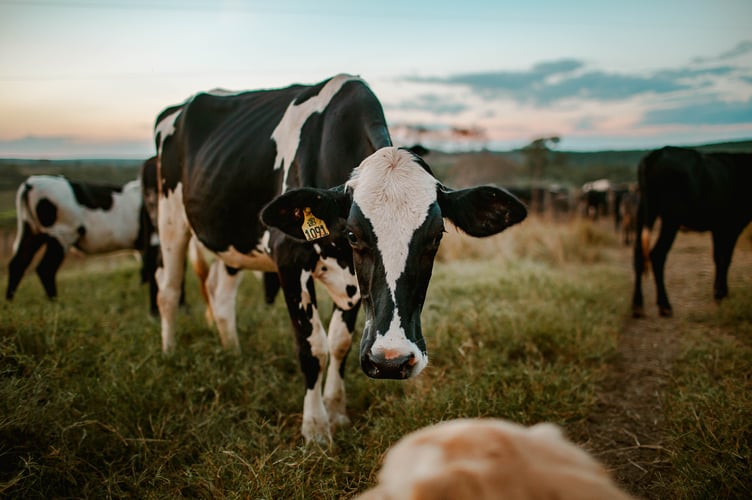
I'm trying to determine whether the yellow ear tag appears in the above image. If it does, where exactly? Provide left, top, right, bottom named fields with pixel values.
left=301, top=207, right=329, bottom=241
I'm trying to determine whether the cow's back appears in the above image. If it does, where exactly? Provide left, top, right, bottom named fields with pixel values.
left=639, top=146, right=752, bottom=231
left=169, top=75, right=390, bottom=256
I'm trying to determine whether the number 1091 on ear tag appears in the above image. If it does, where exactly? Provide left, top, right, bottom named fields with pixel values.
left=301, top=207, right=330, bottom=241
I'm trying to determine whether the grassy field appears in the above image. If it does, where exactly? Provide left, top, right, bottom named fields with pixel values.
left=1, top=217, right=750, bottom=499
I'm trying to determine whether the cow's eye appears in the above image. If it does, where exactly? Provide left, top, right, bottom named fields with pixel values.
left=346, top=230, right=358, bottom=246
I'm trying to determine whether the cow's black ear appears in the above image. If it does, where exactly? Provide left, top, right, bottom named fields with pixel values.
left=437, top=185, right=527, bottom=237
left=260, top=186, right=351, bottom=241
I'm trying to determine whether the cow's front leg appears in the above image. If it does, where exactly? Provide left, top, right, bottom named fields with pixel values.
left=280, top=267, right=330, bottom=444
left=324, top=304, right=359, bottom=429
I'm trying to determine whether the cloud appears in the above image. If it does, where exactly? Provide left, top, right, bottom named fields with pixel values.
left=534, top=70, right=693, bottom=103
left=694, top=40, right=752, bottom=63
left=402, top=60, right=747, bottom=108
left=387, top=93, right=469, bottom=115
left=405, top=59, right=584, bottom=104
left=641, top=98, right=752, bottom=126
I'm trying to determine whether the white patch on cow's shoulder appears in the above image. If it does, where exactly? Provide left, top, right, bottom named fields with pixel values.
left=155, top=109, right=182, bottom=158
left=347, top=147, right=438, bottom=294
left=271, top=74, right=361, bottom=191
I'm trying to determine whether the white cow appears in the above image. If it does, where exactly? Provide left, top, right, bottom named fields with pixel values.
left=5, top=174, right=153, bottom=304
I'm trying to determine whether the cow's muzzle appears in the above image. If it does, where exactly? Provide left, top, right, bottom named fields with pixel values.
left=361, top=350, right=419, bottom=379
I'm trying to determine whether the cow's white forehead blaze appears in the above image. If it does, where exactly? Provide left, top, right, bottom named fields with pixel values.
left=347, top=147, right=439, bottom=293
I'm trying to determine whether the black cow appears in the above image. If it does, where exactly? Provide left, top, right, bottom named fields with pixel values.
left=6, top=174, right=156, bottom=309
left=580, top=179, right=610, bottom=220
left=154, top=74, right=527, bottom=443
left=632, top=146, right=752, bottom=317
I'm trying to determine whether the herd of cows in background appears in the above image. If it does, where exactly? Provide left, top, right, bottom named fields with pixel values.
left=3, top=73, right=751, bottom=496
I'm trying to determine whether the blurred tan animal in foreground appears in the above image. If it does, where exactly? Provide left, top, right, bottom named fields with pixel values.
left=355, top=418, right=632, bottom=500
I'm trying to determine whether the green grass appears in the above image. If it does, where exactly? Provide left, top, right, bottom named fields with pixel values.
left=657, top=284, right=752, bottom=497
left=0, top=220, right=750, bottom=498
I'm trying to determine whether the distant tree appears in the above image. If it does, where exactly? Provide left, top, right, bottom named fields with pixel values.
left=522, top=136, right=560, bottom=213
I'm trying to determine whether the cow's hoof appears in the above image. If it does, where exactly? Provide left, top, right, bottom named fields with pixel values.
left=324, top=396, right=350, bottom=429
left=632, top=306, right=645, bottom=318
left=302, top=418, right=332, bottom=447
left=659, top=306, right=673, bottom=317
left=329, top=412, right=351, bottom=430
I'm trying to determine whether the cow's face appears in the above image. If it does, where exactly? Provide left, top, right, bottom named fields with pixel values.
left=343, top=148, right=444, bottom=379
left=261, top=147, right=527, bottom=380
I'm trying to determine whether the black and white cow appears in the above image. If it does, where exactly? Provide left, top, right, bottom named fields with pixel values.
left=154, top=74, right=527, bottom=443
left=6, top=174, right=155, bottom=307
left=632, top=146, right=752, bottom=317
left=580, top=178, right=611, bottom=220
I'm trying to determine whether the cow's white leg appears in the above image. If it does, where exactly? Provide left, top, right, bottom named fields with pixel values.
left=302, top=307, right=329, bottom=444
left=323, top=307, right=355, bottom=428
left=278, top=267, right=331, bottom=444
left=303, top=383, right=329, bottom=445
left=157, top=190, right=190, bottom=353
left=205, top=260, right=242, bottom=353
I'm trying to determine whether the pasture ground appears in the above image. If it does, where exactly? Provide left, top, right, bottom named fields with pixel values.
left=0, top=217, right=750, bottom=499
left=586, top=228, right=752, bottom=497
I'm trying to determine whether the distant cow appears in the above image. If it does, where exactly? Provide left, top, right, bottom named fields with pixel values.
left=632, top=146, right=752, bottom=317
left=581, top=178, right=611, bottom=220
left=354, top=418, right=632, bottom=500
left=155, top=74, right=527, bottom=443
left=6, top=174, right=155, bottom=307
left=613, top=185, right=640, bottom=246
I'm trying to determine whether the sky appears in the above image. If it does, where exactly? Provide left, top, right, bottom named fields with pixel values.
left=1, top=0, right=751, bottom=158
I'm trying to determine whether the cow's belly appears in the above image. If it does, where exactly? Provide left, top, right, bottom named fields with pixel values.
left=76, top=223, right=139, bottom=254
left=192, top=228, right=276, bottom=272
left=217, top=246, right=277, bottom=272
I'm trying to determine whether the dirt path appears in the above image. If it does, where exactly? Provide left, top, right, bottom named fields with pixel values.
left=585, top=230, right=752, bottom=499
